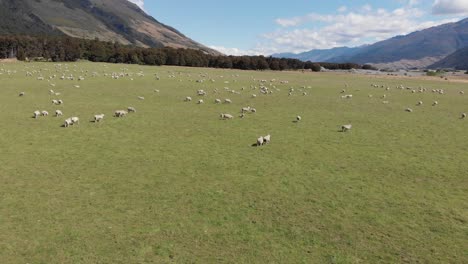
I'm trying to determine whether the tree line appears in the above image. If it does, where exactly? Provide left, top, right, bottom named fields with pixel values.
left=0, top=35, right=369, bottom=71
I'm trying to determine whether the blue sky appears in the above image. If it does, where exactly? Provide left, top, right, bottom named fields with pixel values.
left=129, top=0, right=468, bottom=55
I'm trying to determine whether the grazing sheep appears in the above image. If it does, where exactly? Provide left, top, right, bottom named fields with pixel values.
left=417, top=101, right=423, bottom=106
left=215, top=99, right=221, bottom=104
left=33, top=110, right=41, bottom=119
left=220, top=113, right=233, bottom=119
left=241, top=107, right=251, bottom=113
left=303, top=92, right=307, bottom=96
left=185, top=96, right=192, bottom=102
left=296, top=116, right=302, bottom=122
left=71, top=117, right=79, bottom=124
left=405, top=108, right=413, bottom=112
left=52, top=99, right=59, bottom=105
left=94, top=114, right=105, bottom=122
left=64, top=118, right=73, bottom=127
left=49, top=89, right=55, bottom=95
left=127, top=107, right=136, bottom=113
left=114, top=110, right=128, bottom=117
left=19, top=92, right=25, bottom=97
left=382, top=101, right=389, bottom=104
left=252, top=94, right=257, bottom=98
left=341, top=124, right=352, bottom=132
left=263, top=134, right=271, bottom=145
left=41, top=111, right=49, bottom=117
left=55, top=110, right=63, bottom=117
left=198, top=99, right=204, bottom=104
left=138, top=96, right=145, bottom=100
left=460, top=91, right=465, bottom=95
left=432, top=101, right=438, bottom=106
left=341, top=94, right=353, bottom=99
left=257, top=136, right=264, bottom=146
left=224, top=99, right=232, bottom=104
left=461, top=113, right=466, bottom=119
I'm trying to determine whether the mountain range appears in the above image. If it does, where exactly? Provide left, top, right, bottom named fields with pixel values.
left=273, top=18, right=468, bottom=69
left=0, top=0, right=219, bottom=54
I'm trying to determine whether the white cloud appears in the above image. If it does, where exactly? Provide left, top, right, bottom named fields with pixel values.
left=263, top=6, right=460, bottom=54
left=433, top=0, right=468, bottom=15
left=338, top=6, right=347, bottom=13
left=208, top=46, right=262, bottom=56
left=128, top=0, right=145, bottom=10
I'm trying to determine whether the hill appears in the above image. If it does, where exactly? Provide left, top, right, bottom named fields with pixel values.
left=273, top=18, right=468, bottom=69
left=429, top=46, right=468, bottom=70
left=0, top=0, right=219, bottom=54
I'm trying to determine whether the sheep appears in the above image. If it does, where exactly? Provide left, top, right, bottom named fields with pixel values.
left=215, top=99, right=221, bottom=104
left=197, top=90, right=206, bottom=96
left=296, top=116, right=302, bottom=122
left=19, top=92, right=25, bottom=97
left=220, top=113, right=233, bottom=120
left=460, top=91, right=465, bottom=95
left=241, top=106, right=251, bottom=113
left=52, top=99, right=59, bottom=105
left=303, top=92, right=307, bottom=96
left=41, top=111, right=49, bottom=117
left=417, top=101, right=423, bottom=106
left=250, top=108, right=257, bottom=113
left=114, top=110, right=128, bottom=117
left=432, top=101, right=438, bottom=106
left=341, top=124, right=352, bottom=132
left=239, top=113, right=245, bottom=118
left=461, top=113, right=467, bottom=119
left=224, top=99, right=232, bottom=104
left=71, top=117, right=79, bottom=124
left=198, top=99, right=204, bottom=104
left=341, top=94, right=353, bottom=99
left=256, top=136, right=264, bottom=146
left=55, top=110, right=63, bottom=117
left=185, top=96, right=192, bottom=102
left=49, top=89, right=55, bottom=95
left=138, top=96, right=145, bottom=100
left=127, top=107, right=136, bottom=113
left=405, top=108, right=413, bottom=112
left=33, top=110, right=41, bottom=119
left=64, top=118, right=73, bottom=127
left=263, top=134, right=271, bottom=145
left=94, top=114, right=105, bottom=122
left=252, top=94, right=257, bottom=98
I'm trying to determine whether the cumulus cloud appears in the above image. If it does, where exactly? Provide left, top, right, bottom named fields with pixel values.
left=128, top=0, right=145, bottom=10
left=433, top=0, right=468, bottom=15
left=264, top=6, right=459, bottom=54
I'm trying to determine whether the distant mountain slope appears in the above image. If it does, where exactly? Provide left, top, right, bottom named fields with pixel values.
left=273, top=18, right=468, bottom=68
left=0, top=0, right=219, bottom=54
left=429, top=46, right=468, bottom=70
left=272, top=46, right=364, bottom=62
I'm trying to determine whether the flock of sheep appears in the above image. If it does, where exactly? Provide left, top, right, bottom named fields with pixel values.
left=6, top=63, right=466, bottom=147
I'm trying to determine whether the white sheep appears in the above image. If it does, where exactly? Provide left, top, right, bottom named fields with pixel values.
left=71, top=117, right=79, bottom=124
left=64, top=118, right=73, bottom=127
left=114, top=110, right=128, bottom=117
left=263, top=135, right=271, bottom=145
left=460, top=91, right=465, bottom=95
left=220, top=113, right=233, bottom=119
left=33, top=110, right=41, bottom=119
left=19, top=92, right=25, bottom=97
left=224, top=99, right=232, bottom=104
left=432, top=101, right=438, bottom=106
left=198, top=99, right=204, bottom=104
left=462, top=113, right=467, bottom=119
left=341, top=124, right=352, bottom=132
left=256, top=136, right=264, bottom=146
left=417, top=101, right=423, bottom=106
left=138, top=96, right=145, bottom=100
left=215, top=99, right=221, bottom=104
left=94, top=114, right=105, bottom=122
left=55, top=110, right=63, bottom=117
left=252, top=94, right=257, bottom=98
left=185, top=96, right=192, bottom=102
left=405, top=108, right=413, bottom=112
left=41, top=111, right=49, bottom=117
left=241, top=107, right=251, bottom=113
left=52, top=99, right=59, bottom=105
left=127, top=107, right=136, bottom=113
left=296, top=116, right=302, bottom=121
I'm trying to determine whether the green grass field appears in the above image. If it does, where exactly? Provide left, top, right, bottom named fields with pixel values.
left=0, top=62, right=467, bottom=263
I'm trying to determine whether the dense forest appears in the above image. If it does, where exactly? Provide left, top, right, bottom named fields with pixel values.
left=0, top=35, right=369, bottom=71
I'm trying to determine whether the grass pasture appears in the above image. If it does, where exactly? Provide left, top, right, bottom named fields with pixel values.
left=0, top=62, right=467, bottom=263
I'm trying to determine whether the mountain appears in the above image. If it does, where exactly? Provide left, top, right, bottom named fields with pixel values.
left=273, top=18, right=468, bottom=69
left=273, top=46, right=364, bottom=62
left=0, top=0, right=219, bottom=54
left=428, top=46, right=468, bottom=70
